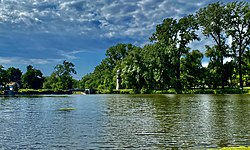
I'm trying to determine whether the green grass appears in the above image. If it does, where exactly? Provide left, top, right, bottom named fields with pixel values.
left=209, top=146, right=250, bottom=150
left=149, top=88, right=250, bottom=94
left=97, top=89, right=134, bottom=94
left=17, top=87, right=250, bottom=95
left=18, top=89, right=73, bottom=95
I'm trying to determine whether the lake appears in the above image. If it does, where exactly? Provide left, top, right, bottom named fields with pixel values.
left=0, top=94, right=249, bottom=149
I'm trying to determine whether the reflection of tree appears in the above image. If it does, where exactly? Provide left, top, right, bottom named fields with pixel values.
left=148, top=95, right=250, bottom=148
left=102, top=95, right=162, bottom=148
left=101, top=95, right=250, bottom=148
left=203, top=95, right=250, bottom=147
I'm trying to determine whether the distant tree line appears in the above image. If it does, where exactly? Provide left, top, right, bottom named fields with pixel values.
left=79, top=1, right=250, bottom=92
left=0, top=60, right=78, bottom=91
left=0, top=1, right=249, bottom=93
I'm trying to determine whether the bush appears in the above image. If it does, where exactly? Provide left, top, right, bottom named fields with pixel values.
left=120, top=89, right=133, bottom=94
left=140, top=87, right=149, bottom=94
left=18, top=89, right=73, bottom=95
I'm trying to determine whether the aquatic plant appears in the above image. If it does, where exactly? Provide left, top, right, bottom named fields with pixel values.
left=58, top=108, right=76, bottom=111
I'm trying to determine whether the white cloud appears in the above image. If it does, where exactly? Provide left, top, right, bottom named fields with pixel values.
left=0, top=57, right=60, bottom=65
left=59, top=50, right=87, bottom=60
left=0, top=0, right=221, bottom=39
left=0, top=57, right=12, bottom=64
left=0, top=0, right=233, bottom=76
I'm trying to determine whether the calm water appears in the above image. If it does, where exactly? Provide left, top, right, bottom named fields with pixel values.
left=0, top=94, right=249, bottom=149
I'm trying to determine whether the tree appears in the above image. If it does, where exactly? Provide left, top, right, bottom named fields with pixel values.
left=78, top=59, right=114, bottom=90
left=80, top=43, right=136, bottom=90
left=243, top=49, right=250, bottom=86
left=196, top=2, right=229, bottom=89
left=226, top=1, right=250, bottom=90
left=150, top=15, right=199, bottom=89
left=48, top=60, right=77, bottom=90
left=0, top=65, right=9, bottom=86
left=121, top=46, right=145, bottom=91
left=105, top=43, right=132, bottom=69
left=79, top=73, right=94, bottom=89
left=22, top=65, right=44, bottom=89
left=223, top=61, right=237, bottom=87
left=142, top=44, right=174, bottom=89
left=43, top=74, right=57, bottom=89
left=181, top=50, right=203, bottom=88
left=6, top=67, right=22, bottom=83
left=205, top=45, right=222, bottom=88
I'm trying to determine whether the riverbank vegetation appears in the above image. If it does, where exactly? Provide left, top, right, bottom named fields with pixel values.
left=0, top=1, right=249, bottom=94
left=80, top=1, right=250, bottom=93
left=0, top=60, right=78, bottom=94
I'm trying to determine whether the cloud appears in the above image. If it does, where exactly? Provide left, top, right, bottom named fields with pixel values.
left=0, top=57, right=12, bottom=64
left=0, top=0, right=214, bottom=39
left=0, top=56, right=58, bottom=65
left=0, top=0, right=232, bottom=76
left=59, top=50, right=88, bottom=60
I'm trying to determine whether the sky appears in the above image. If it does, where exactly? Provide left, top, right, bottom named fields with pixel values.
left=0, top=0, right=237, bottom=79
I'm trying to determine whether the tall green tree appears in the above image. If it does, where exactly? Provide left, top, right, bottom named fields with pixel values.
left=81, top=43, right=135, bottom=90
left=79, top=73, right=95, bottom=89
left=150, top=15, right=199, bottom=89
left=196, top=2, right=229, bottom=89
left=226, top=1, right=250, bottom=90
left=51, top=60, right=77, bottom=90
left=88, top=59, right=113, bottom=89
left=181, top=50, right=203, bottom=88
left=105, top=43, right=132, bottom=69
left=205, top=45, right=222, bottom=88
left=142, top=44, right=174, bottom=89
left=121, top=46, right=145, bottom=91
left=22, top=65, right=44, bottom=89
left=43, top=73, right=58, bottom=89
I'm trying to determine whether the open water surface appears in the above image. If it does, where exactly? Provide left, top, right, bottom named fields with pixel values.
left=0, top=94, right=249, bottom=149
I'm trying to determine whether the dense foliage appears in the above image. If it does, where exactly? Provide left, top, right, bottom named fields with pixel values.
left=0, top=61, right=77, bottom=91
left=0, top=65, right=22, bottom=86
left=80, top=1, right=250, bottom=92
left=43, top=60, right=77, bottom=90
left=0, top=1, right=249, bottom=93
left=22, top=65, right=44, bottom=89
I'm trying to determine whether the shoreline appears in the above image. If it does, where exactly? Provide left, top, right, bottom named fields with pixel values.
left=1, top=88, right=249, bottom=96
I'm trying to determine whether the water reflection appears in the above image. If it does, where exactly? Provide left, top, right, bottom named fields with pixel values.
left=0, top=94, right=249, bottom=149
left=101, top=94, right=250, bottom=149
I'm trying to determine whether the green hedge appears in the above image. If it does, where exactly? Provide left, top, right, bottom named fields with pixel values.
left=18, top=89, right=73, bottom=95
left=18, top=87, right=250, bottom=95
left=109, top=88, right=250, bottom=94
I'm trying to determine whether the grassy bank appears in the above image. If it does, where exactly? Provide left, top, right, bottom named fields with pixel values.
left=5, top=87, right=250, bottom=95
left=18, top=89, right=73, bottom=95
left=97, top=87, right=250, bottom=94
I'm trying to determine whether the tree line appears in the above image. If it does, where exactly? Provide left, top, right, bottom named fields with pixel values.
left=0, top=1, right=249, bottom=93
left=0, top=60, right=77, bottom=91
left=80, top=1, right=250, bottom=92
